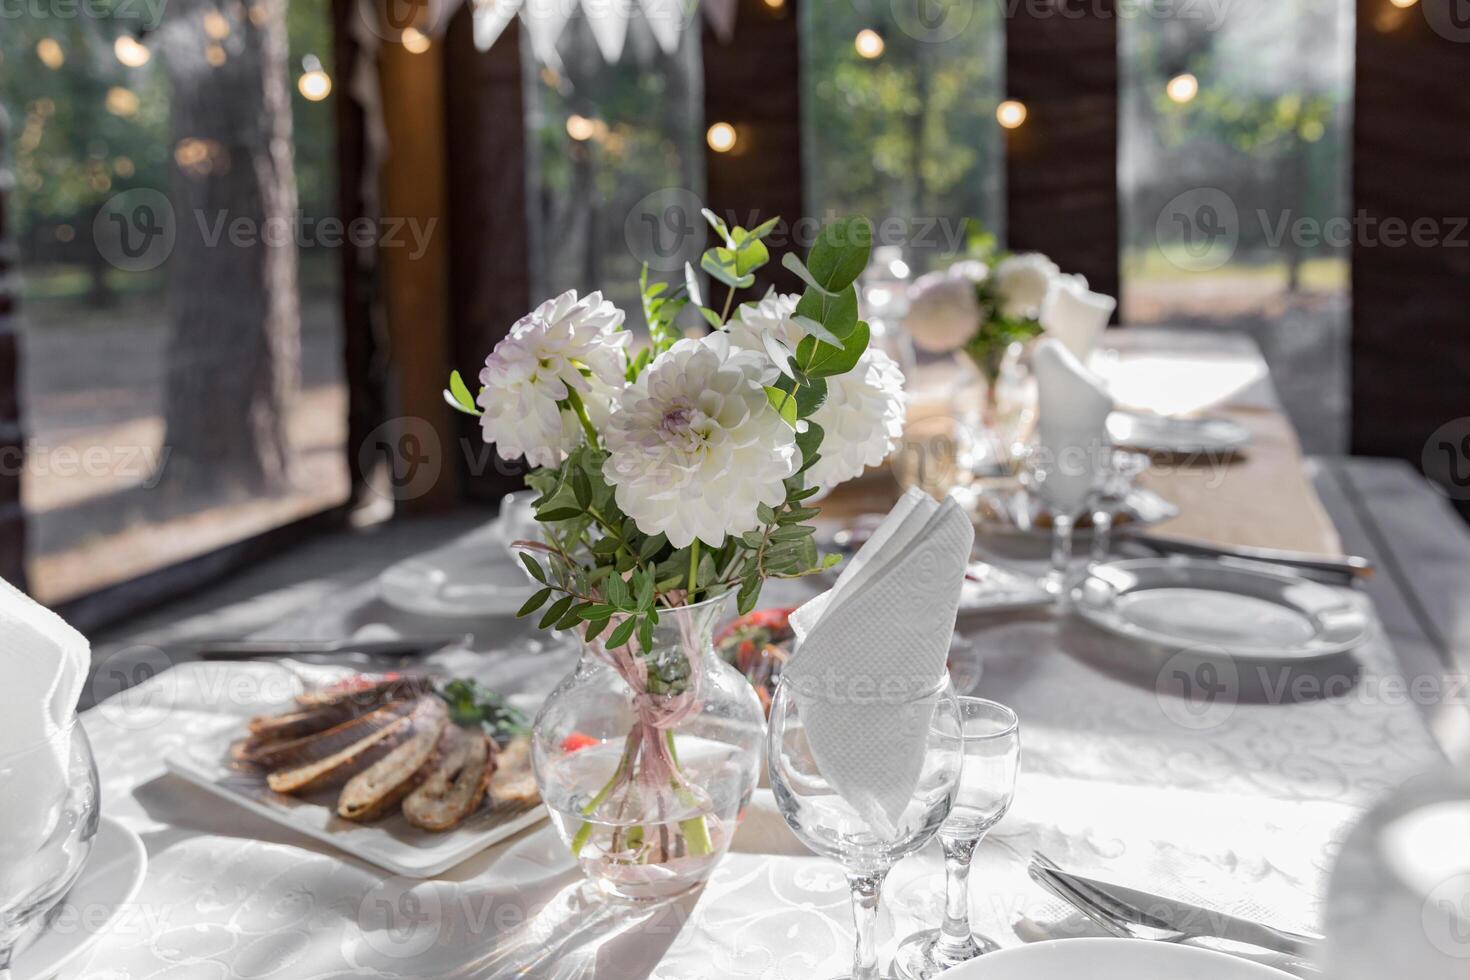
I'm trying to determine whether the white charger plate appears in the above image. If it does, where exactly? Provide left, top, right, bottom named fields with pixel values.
left=938, top=938, right=1293, bottom=979
left=1107, top=410, right=1252, bottom=455
left=13, top=816, right=147, bottom=980
left=1073, top=557, right=1368, bottom=661
left=164, top=717, right=545, bottom=878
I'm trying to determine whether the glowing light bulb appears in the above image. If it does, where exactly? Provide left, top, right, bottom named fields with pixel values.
left=105, top=87, right=140, bottom=118
left=36, top=38, right=64, bottom=69
left=1389, top=0, right=1417, bottom=7
left=298, top=54, right=331, bottom=101
left=762, top=0, right=784, bottom=8
left=401, top=27, right=431, bottom=53
left=854, top=28, right=885, bottom=59
left=114, top=35, right=151, bottom=68
left=566, top=114, right=597, bottom=142
left=706, top=121, right=737, bottom=153
left=203, top=10, right=230, bottom=39
left=1166, top=72, right=1199, bottom=104
left=996, top=100, right=1027, bottom=129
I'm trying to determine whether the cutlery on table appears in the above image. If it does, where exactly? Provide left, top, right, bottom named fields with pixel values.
left=1119, top=531, right=1372, bottom=586
left=195, top=634, right=471, bottom=661
left=1028, top=853, right=1322, bottom=958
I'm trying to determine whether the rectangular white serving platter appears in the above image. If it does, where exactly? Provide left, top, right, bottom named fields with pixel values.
left=165, top=723, right=547, bottom=878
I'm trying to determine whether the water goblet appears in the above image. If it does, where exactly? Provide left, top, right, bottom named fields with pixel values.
left=893, top=698, right=1020, bottom=979
left=1088, top=450, right=1150, bottom=566
left=1022, top=441, right=1109, bottom=596
left=767, top=676, right=964, bottom=980
left=0, top=722, right=100, bottom=979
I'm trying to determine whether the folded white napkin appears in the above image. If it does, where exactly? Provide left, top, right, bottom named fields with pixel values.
left=1034, top=338, right=1115, bottom=515
left=0, top=576, right=90, bottom=869
left=784, top=489, right=975, bottom=835
left=1041, top=276, right=1116, bottom=361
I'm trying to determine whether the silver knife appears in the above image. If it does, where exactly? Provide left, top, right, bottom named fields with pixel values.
left=196, top=634, right=471, bottom=660
left=1121, top=532, right=1372, bottom=585
left=1045, top=866, right=1322, bottom=957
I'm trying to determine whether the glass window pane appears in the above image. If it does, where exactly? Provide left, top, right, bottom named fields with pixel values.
left=2, top=0, right=348, bottom=603
left=802, top=0, right=1004, bottom=275
left=1119, top=0, right=1353, bottom=452
left=522, top=16, right=704, bottom=334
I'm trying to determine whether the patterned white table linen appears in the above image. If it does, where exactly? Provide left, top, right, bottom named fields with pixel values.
left=74, top=571, right=1444, bottom=979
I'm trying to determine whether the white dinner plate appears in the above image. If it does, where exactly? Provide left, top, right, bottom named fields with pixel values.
left=1107, top=410, right=1252, bottom=455
left=938, top=938, right=1293, bottom=980
left=377, top=517, right=536, bottom=618
left=1072, top=557, right=1368, bottom=661
left=12, top=816, right=147, bottom=980
left=165, top=716, right=546, bottom=878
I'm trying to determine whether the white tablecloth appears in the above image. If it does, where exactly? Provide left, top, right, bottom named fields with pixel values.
left=72, top=563, right=1446, bottom=979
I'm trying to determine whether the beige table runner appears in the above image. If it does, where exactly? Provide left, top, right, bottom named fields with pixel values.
left=828, top=328, right=1343, bottom=556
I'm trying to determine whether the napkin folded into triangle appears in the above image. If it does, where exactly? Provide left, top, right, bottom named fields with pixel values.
left=1034, top=338, right=1115, bottom=514
left=784, top=489, right=974, bottom=836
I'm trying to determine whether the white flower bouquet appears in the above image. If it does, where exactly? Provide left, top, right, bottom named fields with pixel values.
left=445, top=212, right=905, bottom=895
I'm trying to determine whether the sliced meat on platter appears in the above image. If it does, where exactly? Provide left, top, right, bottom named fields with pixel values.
left=402, top=727, right=495, bottom=832
left=237, top=699, right=417, bottom=770
left=266, top=702, right=425, bottom=795
left=486, top=735, right=538, bottom=810
left=338, top=697, right=450, bottom=822
left=247, top=673, right=434, bottom=742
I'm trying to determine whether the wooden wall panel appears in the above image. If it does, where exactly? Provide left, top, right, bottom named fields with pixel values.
left=703, top=0, right=804, bottom=294
left=1352, top=0, right=1470, bottom=519
left=1003, top=0, right=1119, bottom=303
left=0, top=105, right=26, bottom=588
left=443, top=12, right=531, bottom=502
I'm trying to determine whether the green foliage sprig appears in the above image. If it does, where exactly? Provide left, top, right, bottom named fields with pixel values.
left=959, top=219, right=1043, bottom=384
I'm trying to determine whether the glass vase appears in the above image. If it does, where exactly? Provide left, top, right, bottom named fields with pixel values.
left=531, top=591, right=766, bottom=901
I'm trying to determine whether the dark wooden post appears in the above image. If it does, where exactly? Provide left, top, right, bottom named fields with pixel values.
left=0, top=104, right=25, bottom=588
left=1003, top=0, right=1119, bottom=303
left=1352, top=0, right=1470, bottom=517
left=377, top=14, right=461, bottom=511
left=332, top=0, right=390, bottom=514
left=703, top=0, right=805, bottom=293
left=442, top=10, right=532, bottom=502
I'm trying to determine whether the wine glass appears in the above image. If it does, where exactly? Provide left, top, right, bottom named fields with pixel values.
left=0, top=722, right=99, bottom=978
left=1088, top=450, right=1149, bottom=566
left=767, top=676, right=964, bottom=980
left=1021, top=439, right=1109, bottom=596
left=894, top=698, right=1020, bottom=979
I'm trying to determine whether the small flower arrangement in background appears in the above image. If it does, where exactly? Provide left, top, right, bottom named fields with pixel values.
left=903, top=222, right=1117, bottom=399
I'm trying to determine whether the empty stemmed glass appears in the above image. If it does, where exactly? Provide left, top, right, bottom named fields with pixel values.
left=767, top=676, right=964, bottom=980
left=0, top=722, right=99, bottom=978
left=894, top=698, right=1020, bottom=979
left=1088, top=450, right=1150, bottom=566
left=1021, top=441, right=1110, bottom=596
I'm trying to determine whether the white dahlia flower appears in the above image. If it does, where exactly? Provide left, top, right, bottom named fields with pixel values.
left=601, top=333, right=798, bottom=548
left=806, top=347, right=907, bottom=491
left=730, top=291, right=906, bottom=491
left=993, top=253, right=1060, bottom=319
left=727, top=291, right=802, bottom=353
left=478, top=289, right=629, bottom=468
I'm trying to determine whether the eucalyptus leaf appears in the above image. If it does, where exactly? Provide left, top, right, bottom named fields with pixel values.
left=765, top=386, right=798, bottom=428
left=805, top=215, right=873, bottom=292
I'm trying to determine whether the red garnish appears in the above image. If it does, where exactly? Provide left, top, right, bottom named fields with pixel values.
left=561, top=732, right=599, bottom=753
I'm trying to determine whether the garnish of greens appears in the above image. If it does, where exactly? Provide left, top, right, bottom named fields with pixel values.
left=436, top=679, right=530, bottom=747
